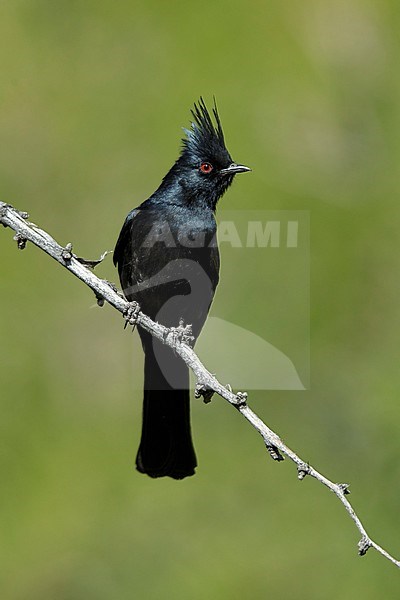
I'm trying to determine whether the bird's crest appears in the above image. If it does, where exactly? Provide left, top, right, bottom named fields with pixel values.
left=181, top=97, right=232, bottom=166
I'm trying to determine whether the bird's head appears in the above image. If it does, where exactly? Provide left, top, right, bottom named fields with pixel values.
left=171, top=98, right=251, bottom=209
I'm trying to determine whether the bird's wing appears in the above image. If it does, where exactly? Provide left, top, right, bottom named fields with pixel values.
left=113, top=208, right=139, bottom=268
left=114, top=207, right=166, bottom=302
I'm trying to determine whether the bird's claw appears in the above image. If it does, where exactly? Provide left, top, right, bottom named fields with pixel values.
left=123, top=301, right=141, bottom=331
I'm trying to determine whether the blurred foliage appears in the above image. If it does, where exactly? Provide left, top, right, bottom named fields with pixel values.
left=1, top=0, right=400, bottom=598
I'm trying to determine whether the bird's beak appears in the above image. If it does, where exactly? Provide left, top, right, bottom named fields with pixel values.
left=220, top=163, right=252, bottom=175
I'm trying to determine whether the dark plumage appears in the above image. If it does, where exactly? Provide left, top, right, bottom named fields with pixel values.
left=114, top=98, right=250, bottom=479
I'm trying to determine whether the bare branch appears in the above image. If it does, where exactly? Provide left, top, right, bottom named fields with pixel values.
left=1, top=201, right=399, bottom=568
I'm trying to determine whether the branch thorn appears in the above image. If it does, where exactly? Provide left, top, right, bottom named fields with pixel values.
left=358, top=536, right=372, bottom=556
left=337, top=483, right=351, bottom=495
left=76, top=250, right=112, bottom=269
left=297, top=463, right=310, bottom=480
left=168, top=318, right=195, bottom=347
left=13, top=233, right=27, bottom=250
left=235, top=390, right=248, bottom=407
left=266, top=443, right=284, bottom=462
left=61, top=242, right=73, bottom=262
left=195, top=382, right=214, bottom=404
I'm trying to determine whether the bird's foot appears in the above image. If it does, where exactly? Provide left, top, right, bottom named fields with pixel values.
left=123, top=301, right=141, bottom=331
left=169, top=318, right=195, bottom=347
left=195, top=382, right=214, bottom=404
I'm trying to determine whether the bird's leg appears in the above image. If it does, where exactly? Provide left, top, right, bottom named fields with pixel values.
left=123, top=301, right=141, bottom=331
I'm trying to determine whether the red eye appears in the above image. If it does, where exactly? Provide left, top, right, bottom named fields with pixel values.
left=200, top=162, right=213, bottom=174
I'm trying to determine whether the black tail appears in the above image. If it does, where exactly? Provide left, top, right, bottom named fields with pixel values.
left=136, top=336, right=197, bottom=479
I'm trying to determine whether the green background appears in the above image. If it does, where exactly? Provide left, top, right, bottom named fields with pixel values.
left=1, top=1, right=400, bottom=598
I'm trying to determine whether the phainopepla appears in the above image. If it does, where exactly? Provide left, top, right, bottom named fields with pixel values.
left=114, top=98, right=250, bottom=479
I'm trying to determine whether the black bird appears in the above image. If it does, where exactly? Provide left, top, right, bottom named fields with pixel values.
left=114, top=98, right=250, bottom=479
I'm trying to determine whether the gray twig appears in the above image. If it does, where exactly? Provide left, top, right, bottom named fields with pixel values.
left=1, top=201, right=399, bottom=569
